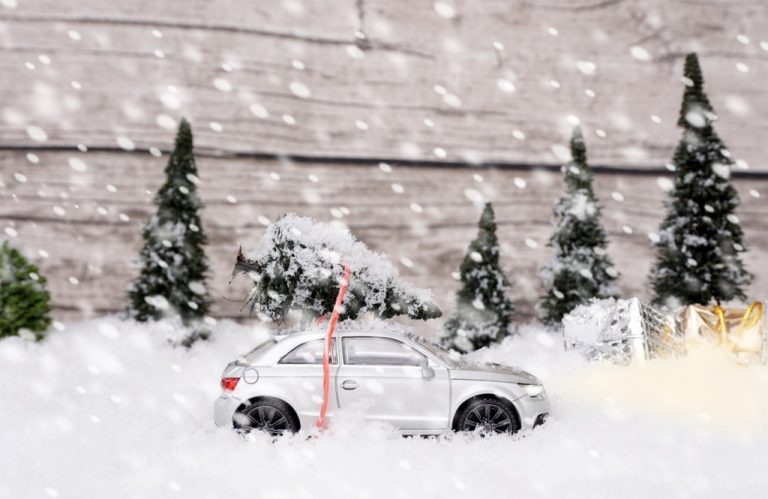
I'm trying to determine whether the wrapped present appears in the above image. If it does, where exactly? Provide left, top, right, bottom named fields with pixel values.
left=563, top=298, right=684, bottom=364
left=678, top=302, right=766, bottom=364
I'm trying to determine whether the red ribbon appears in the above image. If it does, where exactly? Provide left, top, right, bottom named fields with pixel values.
left=315, top=264, right=351, bottom=429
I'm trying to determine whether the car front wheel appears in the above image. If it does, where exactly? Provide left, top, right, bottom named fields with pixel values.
left=233, top=398, right=300, bottom=436
left=456, top=397, right=520, bottom=435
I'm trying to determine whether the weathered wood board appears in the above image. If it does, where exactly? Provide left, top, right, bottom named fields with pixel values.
left=0, top=0, right=766, bottom=167
left=0, top=0, right=767, bottom=326
left=2, top=150, right=767, bottom=325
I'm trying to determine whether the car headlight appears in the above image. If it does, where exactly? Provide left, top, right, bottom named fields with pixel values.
left=522, top=384, right=545, bottom=398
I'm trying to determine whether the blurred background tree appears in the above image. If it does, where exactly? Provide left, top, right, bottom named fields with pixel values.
left=0, top=241, right=51, bottom=339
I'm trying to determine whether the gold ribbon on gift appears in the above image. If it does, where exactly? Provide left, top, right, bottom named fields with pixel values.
left=679, top=302, right=765, bottom=361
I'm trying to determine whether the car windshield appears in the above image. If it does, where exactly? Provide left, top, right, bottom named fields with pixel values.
left=410, top=335, right=463, bottom=368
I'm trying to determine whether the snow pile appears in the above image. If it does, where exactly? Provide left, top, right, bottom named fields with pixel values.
left=239, top=214, right=441, bottom=322
left=563, top=297, right=633, bottom=344
left=2, top=318, right=767, bottom=498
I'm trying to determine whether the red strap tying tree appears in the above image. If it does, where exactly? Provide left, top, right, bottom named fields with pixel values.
left=315, top=265, right=351, bottom=429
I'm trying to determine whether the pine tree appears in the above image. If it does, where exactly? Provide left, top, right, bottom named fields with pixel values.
left=127, top=119, right=211, bottom=341
left=539, top=126, right=618, bottom=326
left=441, top=203, right=515, bottom=353
left=0, top=241, right=51, bottom=339
left=233, top=214, right=441, bottom=324
left=649, top=53, right=751, bottom=308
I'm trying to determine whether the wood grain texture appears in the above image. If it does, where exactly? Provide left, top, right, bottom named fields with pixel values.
left=2, top=150, right=767, bottom=324
left=0, top=0, right=766, bottom=326
left=0, top=0, right=765, bottom=167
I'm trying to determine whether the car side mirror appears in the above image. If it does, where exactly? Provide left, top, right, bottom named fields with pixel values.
left=421, top=366, right=435, bottom=379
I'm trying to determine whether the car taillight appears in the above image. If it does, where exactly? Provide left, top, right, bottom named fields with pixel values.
left=221, top=377, right=240, bottom=393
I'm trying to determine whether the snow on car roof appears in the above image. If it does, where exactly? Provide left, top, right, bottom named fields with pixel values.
left=276, top=318, right=416, bottom=338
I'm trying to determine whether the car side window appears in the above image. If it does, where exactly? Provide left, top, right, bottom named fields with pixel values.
left=342, top=337, right=427, bottom=367
left=279, top=339, right=336, bottom=365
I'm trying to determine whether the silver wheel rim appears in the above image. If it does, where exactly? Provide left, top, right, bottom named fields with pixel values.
left=242, top=406, right=290, bottom=435
left=462, top=403, right=513, bottom=434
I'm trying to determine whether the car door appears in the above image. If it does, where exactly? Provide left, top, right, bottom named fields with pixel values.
left=336, top=336, right=450, bottom=430
left=274, top=338, right=337, bottom=421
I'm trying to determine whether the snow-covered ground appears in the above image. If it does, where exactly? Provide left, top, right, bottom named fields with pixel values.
left=1, top=318, right=766, bottom=499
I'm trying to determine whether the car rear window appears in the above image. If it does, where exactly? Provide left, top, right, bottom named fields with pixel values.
left=242, top=338, right=277, bottom=363
left=280, top=339, right=337, bottom=365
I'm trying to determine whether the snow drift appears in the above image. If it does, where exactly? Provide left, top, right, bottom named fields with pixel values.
left=1, top=318, right=766, bottom=499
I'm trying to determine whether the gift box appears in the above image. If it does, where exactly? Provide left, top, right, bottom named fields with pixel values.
left=563, top=298, right=684, bottom=364
left=678, top=302, right=766, bottom=364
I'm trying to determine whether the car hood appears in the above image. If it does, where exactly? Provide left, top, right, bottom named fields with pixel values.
left=450, top=362, right=540, bottom=384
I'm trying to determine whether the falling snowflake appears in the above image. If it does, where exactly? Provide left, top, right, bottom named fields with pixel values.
left=630, top=46, right=650, bottom=61
left=289, top=81, right=311, bottom=98
left=433, top=1, right=456, bottom=18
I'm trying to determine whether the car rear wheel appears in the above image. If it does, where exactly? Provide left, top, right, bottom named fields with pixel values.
left=457, top=397, right=520, bottom=435
left=233, top=399, right=300, bottom=436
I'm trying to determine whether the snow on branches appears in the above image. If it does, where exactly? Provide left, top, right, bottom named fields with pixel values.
left=539, top=126, right=618, bottom=326
left=649, top=53, right=751, bottom=308
left=232, top=214, right=441, bottom=324
left=126, top=119, right=211, bottom=344
left=440, top=203, right=515, bottom=353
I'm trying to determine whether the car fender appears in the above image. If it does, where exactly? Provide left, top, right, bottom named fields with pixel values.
left=234, top=379, right=304, bottom=414
left=450, top=380, right=524, bottom=417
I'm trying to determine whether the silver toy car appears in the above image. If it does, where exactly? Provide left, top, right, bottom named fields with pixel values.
left=213, top=326, right=548, bottom=436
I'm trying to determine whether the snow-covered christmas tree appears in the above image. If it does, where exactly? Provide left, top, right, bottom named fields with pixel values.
left=539, top=126, right=618, bottom=326
left=127, top=119, right=211, bottom=343
left=232, top=213, right=441, bottom=324
left=440, top=203, right=515, bottom=353
left=649, top=53, right=751, bottom=308
left=0, top=241, right=51, bottom=339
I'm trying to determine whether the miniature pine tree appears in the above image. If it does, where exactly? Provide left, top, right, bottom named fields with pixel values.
left=0, top=241, right=51, bottom=339
left=441, top=203, right=515, bottom=353
left=649, top=53, right=751, bottom=308
left=539, top=126, right=618, bottom=326
left=127, top=119, right=211, bottom=341
left=232, top=214, right=441, bottom=324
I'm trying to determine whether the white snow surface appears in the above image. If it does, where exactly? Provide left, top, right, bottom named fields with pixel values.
left=562, top=297, right=633, bottom=344
left=2, top=318, right=767, bottom=498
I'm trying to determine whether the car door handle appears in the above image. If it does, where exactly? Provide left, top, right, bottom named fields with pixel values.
left=341, top=380, right=359, bottom=390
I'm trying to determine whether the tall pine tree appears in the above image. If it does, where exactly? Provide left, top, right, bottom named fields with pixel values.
left=649, top=53, right=751, bottom=308
left=441, top=203, right=515, bottom=353
left=539, top=125, right=618, bottom=326
left=0, top=241, right=51, bottom=339
left=127, top=119, right=211, bottom=342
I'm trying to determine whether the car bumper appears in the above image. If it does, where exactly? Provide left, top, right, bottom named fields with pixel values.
left=213, top=393, right=243, bottom=428
left=516, top=395, right=550, bottom=430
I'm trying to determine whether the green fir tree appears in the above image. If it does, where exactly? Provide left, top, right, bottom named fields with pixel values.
left=127, top=119, right=211, bottom=342
left=441, top=203, right=515, bottom=353
left=234, top=213, right=441, bottom=324
left=539, top=126, right=618, bottom=326
left=0, top=241, right=51, bottom=339
left=649, top=53, right=751, bottom=308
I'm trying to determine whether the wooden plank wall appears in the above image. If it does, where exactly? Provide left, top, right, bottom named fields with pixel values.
left=0, top=0, right=767, bottom=326
left=0, top=0, right=766, bottom=166
left=2, top=149, right=767, bottom=324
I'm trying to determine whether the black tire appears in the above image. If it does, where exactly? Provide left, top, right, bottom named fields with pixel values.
left=456, top=397, right=520, bottom=435
left=233, top=398, right=300, bottom=436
